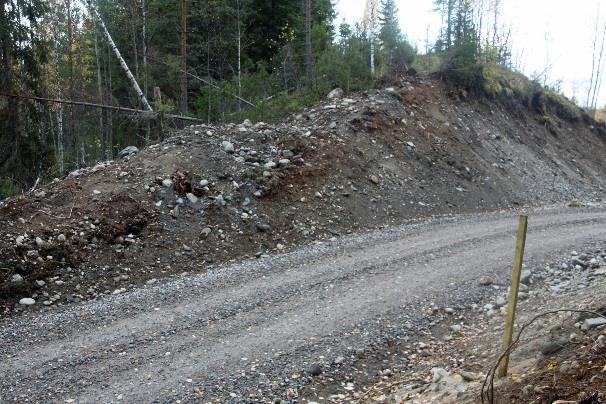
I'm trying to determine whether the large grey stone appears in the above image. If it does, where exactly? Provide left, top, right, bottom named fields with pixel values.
left=582, top=317, right=606, bottom=330
left=117, top=146, right=139, bottom=159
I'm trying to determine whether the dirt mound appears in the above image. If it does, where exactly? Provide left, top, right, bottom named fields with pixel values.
left=1, top=75, right=605, bottom=314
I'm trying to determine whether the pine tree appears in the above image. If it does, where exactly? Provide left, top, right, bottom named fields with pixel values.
left=379, top=0, right=401, bottom=51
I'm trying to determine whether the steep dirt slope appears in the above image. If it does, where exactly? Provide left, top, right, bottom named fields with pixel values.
left=1, top=75, right=605, bottom=314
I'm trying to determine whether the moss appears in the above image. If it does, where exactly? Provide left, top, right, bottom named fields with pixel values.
left=441, top=59, right=585, bottom=125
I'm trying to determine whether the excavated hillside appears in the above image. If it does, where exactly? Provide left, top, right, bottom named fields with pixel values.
left=1, top=75, right=606, bottom=314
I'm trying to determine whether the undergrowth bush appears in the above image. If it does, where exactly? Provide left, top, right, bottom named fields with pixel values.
left=0, top=176, right=18, bottom=200
left=440, top=58, right=584, bottom=123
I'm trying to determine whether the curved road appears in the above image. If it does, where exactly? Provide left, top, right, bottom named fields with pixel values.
left=1, top=207, right=606, bottom=403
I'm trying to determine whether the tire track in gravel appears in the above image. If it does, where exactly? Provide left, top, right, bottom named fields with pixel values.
left=1, top=208, right=606, bottom=402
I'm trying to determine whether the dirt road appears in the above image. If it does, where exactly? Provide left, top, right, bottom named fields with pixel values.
left=1, top=207, right=605, bottom=403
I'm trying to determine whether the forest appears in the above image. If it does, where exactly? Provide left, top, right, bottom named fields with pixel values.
left=0, top=0, right=554, bottom=198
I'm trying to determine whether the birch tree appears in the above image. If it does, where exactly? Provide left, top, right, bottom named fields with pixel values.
left=364, top=0, right=379, bottom=77
left=86, top=0, right=153, bottom=111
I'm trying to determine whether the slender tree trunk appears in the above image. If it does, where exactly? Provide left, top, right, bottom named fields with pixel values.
left=107, top=42, right=114, bottom=159
left=492, top=0, right=500, bottom=48
left=130, top=0, right=139, bottom=79
left=207, top=40, right=211, bottom=123
left=94, top=23, right=105, bottom=161
left=54, top=34, right=65, bottom=173
left=87, top=0, right=153, bottom=111
left=1, top=0, right=18, bottom=175
left=66, top=0, right=75, bottom=167
left=369, top=0, right=375, bottom=77
left=304, top=0, right=314, bottom=88
left=141, top=0, right=150, bottom=143
left=180, top=0, right=188, bottom=115
left=446, top=0, right=454, bottom=48
left=591, top=23, right=606, bottom=112
left=587, top=3, right=601, bottom=108
left=236, top=0, right=242, bottom=112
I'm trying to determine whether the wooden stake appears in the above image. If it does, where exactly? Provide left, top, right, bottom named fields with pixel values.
left=497, top=215, right=528, bottom=378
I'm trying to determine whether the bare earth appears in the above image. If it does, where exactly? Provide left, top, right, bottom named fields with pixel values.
left=1, top=207, right=606, bottom=403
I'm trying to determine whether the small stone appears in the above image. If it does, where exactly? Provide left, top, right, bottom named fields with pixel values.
left=215, top=195, right=226, bottom=207
left=450, top=324, right=462, bottom=333
left=16, top=235, right=25, bottom=246
left=459, top=370, right=476, bottom=382
left=444, top=307, right=454, bottom=314
left=307, top=364, right=322, bottom=376
left=495, top=296, right=507, bottom=308
left=278, top=159, right=290, bottom=166
left=541, top=341, right=566, bottom=355
left=11, top=274, right=23, bottom=283
left=35, top=280, right=45, bottom=287
left=186, top=193, right=198, bottom=204
left=199, top=179, right=209, bottom=187
left=369, top=175, right=380, bottom=184
left=256, top=223, right=272, bottom=233
left=222, top=141, right=235, bottom=153
left=35, top=237, right=45, bottom=247
left=19, top=298, right=35, bottom=305
left=200, top=227, right=212, bottom=238
left=57, top=234, right=67, bottom=243
left=431, top=368, right=448, bottom=383
left=478, top=276, right=493, bottom=286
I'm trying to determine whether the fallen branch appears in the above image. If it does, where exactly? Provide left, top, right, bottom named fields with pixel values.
left=0, top=92, right=205, bottom=123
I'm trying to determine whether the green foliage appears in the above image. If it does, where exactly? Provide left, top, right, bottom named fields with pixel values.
left=378, top=0, right=417, bottom=77
left=0, top=177, right=18, bottom=200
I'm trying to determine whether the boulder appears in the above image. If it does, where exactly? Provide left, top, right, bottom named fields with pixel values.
left=582, top=317, right=606, bottom=330
left=117, top=146, right=139, bottom=159
left=327, top=88, right=344, bottom=99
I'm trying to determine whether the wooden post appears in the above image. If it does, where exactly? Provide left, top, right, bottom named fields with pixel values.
left=154, top=87, right=164, bottom=141
left=497, top=215, right=528, bottom=378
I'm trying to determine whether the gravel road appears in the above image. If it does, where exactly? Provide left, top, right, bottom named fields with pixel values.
left=2, top=207, right=606, bottom=403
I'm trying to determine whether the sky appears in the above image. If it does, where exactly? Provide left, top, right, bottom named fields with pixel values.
left=334, top=0, right=604, bottom=106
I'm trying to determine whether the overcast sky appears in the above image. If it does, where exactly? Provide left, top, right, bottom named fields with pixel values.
left=334, top=0, right=603, bottom=106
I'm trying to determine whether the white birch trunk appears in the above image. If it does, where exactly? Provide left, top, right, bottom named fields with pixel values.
left=54, top=34, right=64, bottom=173
left=94, top=22, right=105, bottom=159
left=87, top=0, right=153, bottom=111
left=369, top=0, right=375, bottom=77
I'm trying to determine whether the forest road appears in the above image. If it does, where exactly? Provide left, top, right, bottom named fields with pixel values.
left=1, top=207, right=606, bottom=403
